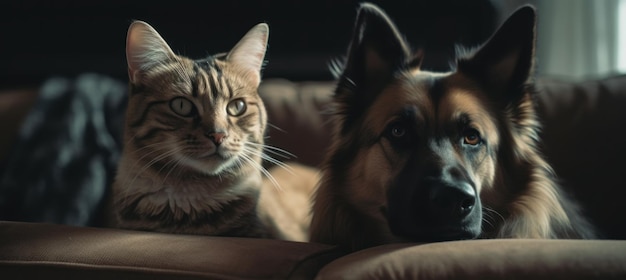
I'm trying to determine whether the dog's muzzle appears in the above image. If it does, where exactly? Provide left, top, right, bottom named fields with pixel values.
left=387, top=176, right=482, bottom=242
left=428, top=180, right=476, bottom=221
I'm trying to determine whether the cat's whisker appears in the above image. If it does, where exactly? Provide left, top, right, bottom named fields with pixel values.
left=127, top=142, right=185, bottom=191
left=130, top=142, right=174, bottom=170
left=131, top=141, right=183, bottom=161
left=232, top=156, right=244, bottom=172
left=137, top=145, right=180, bottom=173
left=126, top=146, right=171, bottom=186
left=124, top=132, right=140, bottom=148
left=266, top=148, right=296, bottom=160
left=240, top=152, right=283, bottom=191
left=243, top=143, right=294, bottom=163
left=149, top=150, right=188, bottom=182
left=246, top=142, right=297, bottom=159
left=133, top=141, right=170, bottom=153
left=132, top=150, right=169, bottom=170
left=261, top=154, right=296, bottom=174
left=124, top=130, right=167, bottom=149
left=242, top=146, right=295, bottom=175
left=159, top=147, right=188, bottom=184
left=262, top=148, right=293, bottom=160
left=267, top=123, right=287, bottom=133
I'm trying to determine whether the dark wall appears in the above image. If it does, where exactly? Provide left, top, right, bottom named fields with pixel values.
left=1, top=0, right=497, bottom=88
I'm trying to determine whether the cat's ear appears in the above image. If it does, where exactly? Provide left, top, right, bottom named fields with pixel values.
left=457, top=5, right=536, bottom=101
left=226, top=23, right=269, bottom=86
left=126, top=20, right=176, bottom=84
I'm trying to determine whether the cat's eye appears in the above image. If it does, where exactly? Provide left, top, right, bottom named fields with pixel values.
left=227, top=99, right=247, bottom=116
left=170, top=97, right=195, bottom=117
left=463, top=128, right=482, bottom=146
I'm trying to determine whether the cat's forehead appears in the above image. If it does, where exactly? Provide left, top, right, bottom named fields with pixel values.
left=167, top=56, right=244, bottom=97
left=137, top=54, right=255, bottom=100
left=193, top=54, right=227, bottom=73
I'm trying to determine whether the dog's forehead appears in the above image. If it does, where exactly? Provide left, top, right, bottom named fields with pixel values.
left=366, top=70, right=498, bottom=137
left=364, top=71, right=434, bottom=129
left=365, top=71, right=441, bottom=127
left=368, top=74, right=431, bottom=119
left=436, top=74, right=496, bottom=124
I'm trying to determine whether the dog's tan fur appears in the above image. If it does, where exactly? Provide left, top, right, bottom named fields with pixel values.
left=310, top=3, right=596, bottom=251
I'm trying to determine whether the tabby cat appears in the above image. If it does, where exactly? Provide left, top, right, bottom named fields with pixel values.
left=108, top=20, right=272, bottom=237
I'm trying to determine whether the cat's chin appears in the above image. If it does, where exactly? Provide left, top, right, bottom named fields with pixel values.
left=178, top=153, right=238, bottom=176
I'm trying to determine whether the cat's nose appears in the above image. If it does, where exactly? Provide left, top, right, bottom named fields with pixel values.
left=206, top=131, right=228, bottom=146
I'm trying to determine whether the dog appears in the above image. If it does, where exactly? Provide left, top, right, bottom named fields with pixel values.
left=309, top=3, right=597, bottom=251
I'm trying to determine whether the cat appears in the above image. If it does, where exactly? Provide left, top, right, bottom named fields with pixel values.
left=107, top=20, right=274, bottom=238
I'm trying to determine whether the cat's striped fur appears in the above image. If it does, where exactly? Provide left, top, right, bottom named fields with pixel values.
left=108, top=21, right=273, bottom=237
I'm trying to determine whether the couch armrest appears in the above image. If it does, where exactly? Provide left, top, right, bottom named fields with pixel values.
left=0, top=221, right=343, bottom=280
left=316, top=239, right=626, bottom=279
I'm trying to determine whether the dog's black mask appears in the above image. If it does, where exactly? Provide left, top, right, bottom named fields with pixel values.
left=386, top=143, right=483, bottom=242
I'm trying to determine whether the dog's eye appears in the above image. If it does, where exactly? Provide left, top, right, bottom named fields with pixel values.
left=389, top=123, right=407, bottom=138
left=385, top=121, right=415, bottom=148
left=463, top=129, right=482, bottom=145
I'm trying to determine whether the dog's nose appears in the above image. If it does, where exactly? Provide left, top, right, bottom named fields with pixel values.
left=428, top=182, right=476, bottom=219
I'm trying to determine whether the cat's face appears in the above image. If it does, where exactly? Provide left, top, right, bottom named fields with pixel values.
left=124, top=21, right=269, bottom=176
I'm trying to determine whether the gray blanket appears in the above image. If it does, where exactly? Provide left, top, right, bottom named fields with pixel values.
left=0, top=74, right=127, bottom=226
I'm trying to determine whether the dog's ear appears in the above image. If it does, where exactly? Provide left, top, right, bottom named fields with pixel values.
left=457, top=5, right=536, bottom=101
left=338, top=3, right=411, bottom=101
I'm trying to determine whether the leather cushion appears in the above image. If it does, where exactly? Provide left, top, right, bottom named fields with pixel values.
left=316, top=239, right=626, bottom=280
left=0, top=221, right=343, bottom=280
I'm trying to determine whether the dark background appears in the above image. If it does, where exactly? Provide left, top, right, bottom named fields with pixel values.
left=1, top=0, right=498, bottom=89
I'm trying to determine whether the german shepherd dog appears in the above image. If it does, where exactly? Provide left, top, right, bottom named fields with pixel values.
left=310, top=3, right=597, bottom=250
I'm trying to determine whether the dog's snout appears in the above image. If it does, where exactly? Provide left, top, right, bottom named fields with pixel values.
left=428, top=182, right=476, bottom=219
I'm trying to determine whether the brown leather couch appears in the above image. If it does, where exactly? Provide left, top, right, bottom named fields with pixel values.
left=2, top=75, right=626, bottom=279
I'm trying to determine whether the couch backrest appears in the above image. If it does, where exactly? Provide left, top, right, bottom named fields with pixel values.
left=536, top=75, right=626, bottom=239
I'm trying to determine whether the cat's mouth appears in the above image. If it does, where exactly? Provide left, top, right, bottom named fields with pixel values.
left=175, top=151, right=237, bottom=175
left=195, top=147, right=238, bottom=160
left=195, top=150, right=221, bottom=159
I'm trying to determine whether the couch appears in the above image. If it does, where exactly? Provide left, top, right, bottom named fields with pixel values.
left=1, top=74, right=626, bottom=279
